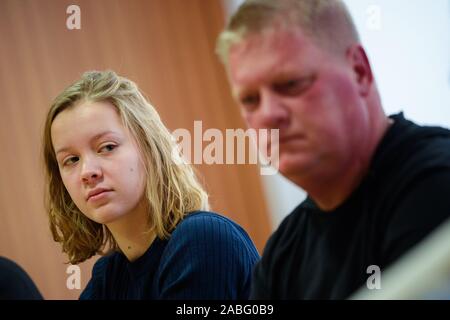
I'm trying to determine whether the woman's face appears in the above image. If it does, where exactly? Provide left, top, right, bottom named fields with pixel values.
left=51, top=100, right=147, bottom=225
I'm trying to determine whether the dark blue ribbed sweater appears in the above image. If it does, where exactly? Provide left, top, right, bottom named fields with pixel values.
left=79, top=211, right=260, bottom=300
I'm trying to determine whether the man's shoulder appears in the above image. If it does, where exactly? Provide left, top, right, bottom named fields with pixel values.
left=391, top=126, right=450, bottom=185
left=403, top=120, right=450, bottom=162
left=373, top=115, right=450, bottom=191
left=262, top=198, right=311, bottom=254
left=387, top=114, right=450, bottom=162
left=282, top=198, right=312, bottom=223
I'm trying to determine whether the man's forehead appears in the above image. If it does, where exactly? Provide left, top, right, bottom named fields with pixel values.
left=232, top=27, right=310, bottom=55
left=228, top=28, right=315, bottom=90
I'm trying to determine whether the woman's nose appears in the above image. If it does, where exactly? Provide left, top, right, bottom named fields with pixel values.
left=80, top=158, right=103, bottom=184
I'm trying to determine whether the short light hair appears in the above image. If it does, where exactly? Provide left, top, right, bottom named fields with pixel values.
left=43, top=70, right=209, bottom=264
left=216, top=0, right=360, bottom=65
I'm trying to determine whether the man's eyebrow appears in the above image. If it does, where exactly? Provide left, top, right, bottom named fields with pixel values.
left=55, top=131, right=119, bottom=155
left=233, top=87, right=256, bottom=100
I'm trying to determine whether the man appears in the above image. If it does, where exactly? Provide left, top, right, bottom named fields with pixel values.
left=216, top=0, right=450, bottom=299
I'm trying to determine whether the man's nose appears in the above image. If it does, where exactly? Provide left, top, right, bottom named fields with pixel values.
left=80, top=157, right=102, bottom=184
left=259, top=91, right=290, bottom=129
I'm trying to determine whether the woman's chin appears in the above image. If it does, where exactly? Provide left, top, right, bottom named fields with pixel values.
left=89, top=210, right=123, bottom=225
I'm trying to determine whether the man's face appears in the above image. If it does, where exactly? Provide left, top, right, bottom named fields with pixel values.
left=228, top=27, right=370, bottom=183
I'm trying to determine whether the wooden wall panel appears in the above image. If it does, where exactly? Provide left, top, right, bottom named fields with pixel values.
left=0, top=0, right=271, bottom=299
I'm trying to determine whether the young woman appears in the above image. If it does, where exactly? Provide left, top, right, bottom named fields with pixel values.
left=42, top=70, right=259, bottom=299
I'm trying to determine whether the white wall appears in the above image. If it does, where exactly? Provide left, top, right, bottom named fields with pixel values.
left=344, top=0, right=450, bottom=126
left=222, top=0, right=450, bottom=229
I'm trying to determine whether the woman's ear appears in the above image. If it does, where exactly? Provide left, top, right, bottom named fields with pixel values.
left=346, top=44, right=374, bottom=97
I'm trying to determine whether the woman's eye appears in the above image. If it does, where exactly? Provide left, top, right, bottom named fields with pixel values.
left=63, top=156, right=79, bottom=166
left=99, top=144, right=117, bottom=153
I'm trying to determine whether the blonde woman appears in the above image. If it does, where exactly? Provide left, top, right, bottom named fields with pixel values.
left=42, top=70, right=259, bottom=299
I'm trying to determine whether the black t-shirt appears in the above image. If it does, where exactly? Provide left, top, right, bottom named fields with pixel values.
left=251, top=113, right=450, bottom=299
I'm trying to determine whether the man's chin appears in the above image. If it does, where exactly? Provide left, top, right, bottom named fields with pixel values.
left=278, top=156, right=315, bottom=181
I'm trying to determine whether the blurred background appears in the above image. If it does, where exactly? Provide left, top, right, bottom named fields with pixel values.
left=0, top=0, right=449, bottom=299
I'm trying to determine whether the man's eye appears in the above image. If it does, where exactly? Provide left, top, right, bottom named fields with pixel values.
left=63, top=156, right=79, bottom=166
left=274, top=76, right=315, bottom=96
left=240, top=95, right=260, bottom=111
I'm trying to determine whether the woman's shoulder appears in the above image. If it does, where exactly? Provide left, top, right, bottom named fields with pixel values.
left=174, top=211, right=245, bottom=236
left=90, top=251, right=121, bottom=278
left=169, top=211, right=257, bottom=250
left=79, top=252, right=122, bottom=300
left=160, top=210, right=259, bottom=267
left=181, top=210, right=235, bottom=223
left=155, top=211, right=259, bottom=299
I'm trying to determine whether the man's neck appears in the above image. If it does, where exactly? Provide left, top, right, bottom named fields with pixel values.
left=302, top=159, right=368, bottom=211
left=297, top=116, right=394, bottom=212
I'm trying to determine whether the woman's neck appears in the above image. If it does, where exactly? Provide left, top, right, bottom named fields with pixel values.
left=106, top=200, right=156, bottom=262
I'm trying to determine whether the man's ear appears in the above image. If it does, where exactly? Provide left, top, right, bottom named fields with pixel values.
left=346, top=45, right=373, bottom=97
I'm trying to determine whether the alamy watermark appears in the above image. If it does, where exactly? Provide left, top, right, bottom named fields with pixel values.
left=172, top=121, right=280, bottom=176
left=66, top=263, right=381, bottom=291
left=66, top=5, right=81, bottom=30
left=66, top=265, right=81, bottom=290
left=366, top=265, right=381, bottom=290
left=366, top=4, right=382, bottom=31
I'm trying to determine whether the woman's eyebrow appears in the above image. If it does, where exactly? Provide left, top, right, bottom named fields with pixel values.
left=90, top=130, right=120, bottom=143
left=55, top=131, right=120, bottom=155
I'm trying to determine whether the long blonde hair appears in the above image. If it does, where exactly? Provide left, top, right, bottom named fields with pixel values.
left=43, top=70, right=209, bottom=264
